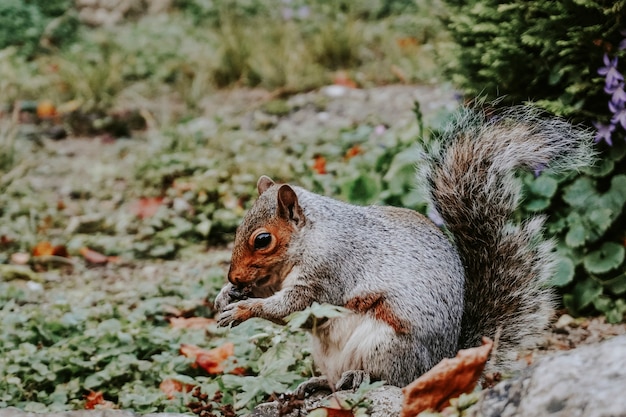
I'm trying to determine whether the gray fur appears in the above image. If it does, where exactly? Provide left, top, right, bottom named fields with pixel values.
left=216, top=105, right=594, bottom=386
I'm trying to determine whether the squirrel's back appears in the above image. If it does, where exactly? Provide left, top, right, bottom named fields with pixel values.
left=418, top=106, right=594, bottom=372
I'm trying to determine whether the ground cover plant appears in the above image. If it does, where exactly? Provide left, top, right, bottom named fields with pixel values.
left=443, top=0, right=626, bottom=321
left=1, top=0, right=625, bottom=414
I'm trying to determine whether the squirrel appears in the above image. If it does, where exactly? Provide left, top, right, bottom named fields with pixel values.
left=214, top=106, right=594, bottom=391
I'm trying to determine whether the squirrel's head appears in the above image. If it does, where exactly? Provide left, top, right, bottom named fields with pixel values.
left=228, top=176, right=305, bottom=296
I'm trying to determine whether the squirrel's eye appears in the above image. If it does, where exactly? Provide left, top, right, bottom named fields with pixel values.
left=253, top=232, right=272, bottom=250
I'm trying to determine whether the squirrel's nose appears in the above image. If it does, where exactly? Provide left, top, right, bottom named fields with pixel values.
left=227, top=267, right=241, bottom=286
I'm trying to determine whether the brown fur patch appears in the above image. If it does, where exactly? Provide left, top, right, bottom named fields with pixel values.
left=345, top=293, right=409, bottom=334
left=232, top=300, right=263, bottom=322
left=228, top=216, right=295, bottom=286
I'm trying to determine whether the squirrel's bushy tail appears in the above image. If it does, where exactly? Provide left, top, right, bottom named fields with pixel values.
left=419, top=106, right=594, bottom=373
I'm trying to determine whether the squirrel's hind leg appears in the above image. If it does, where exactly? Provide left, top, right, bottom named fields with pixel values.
left=293, top=376, right=332, bottom=398
left=335, top=369, right=371, bottom=391
left=293, top=370, right=371, bottom=398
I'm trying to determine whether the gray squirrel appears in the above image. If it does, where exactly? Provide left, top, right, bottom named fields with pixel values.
left=214, top=106, right=593, bottom=391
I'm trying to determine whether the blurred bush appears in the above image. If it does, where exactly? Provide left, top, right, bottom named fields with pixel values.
left=443, top=0, right=626, bottom=321
left=0, top=0, right=79, bottom=58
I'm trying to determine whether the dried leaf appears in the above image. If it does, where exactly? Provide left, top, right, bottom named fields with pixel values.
left=37, top=100, right=57, bottom=119
left=159, top=379, right=195, bottom=399
left=169, top=317, right=216, bottom=330
left=344, top=145, right=363, bottom=160
left=313, top=155, right=327, bottom=175
left=309, top=407, right=354, bottom=417
left=32, top=241, right=69, bottom=258
left=401, top=338, right=494, bottom=416
left=79, top=247, right=110, bottom=264
left=84, top=391, right=115, bottom=409
left=130, top=197, right=164, bottom=219
left=180, top=342, right=235, bottom=375
left=396, top=37, right=419, bottom=48
left=333, top=71, right=357, bottom=88
left=32, top=241, right=53, bottom=257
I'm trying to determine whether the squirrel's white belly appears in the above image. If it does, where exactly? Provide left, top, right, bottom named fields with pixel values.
left=311, top=313, right=395, bottom=384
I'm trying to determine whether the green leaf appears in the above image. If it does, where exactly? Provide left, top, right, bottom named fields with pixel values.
left=565, top=223, right=586, bottom=248
left=593, top=297, right=626, bottom=323
left=587, top=208, right=613, bottom=234
left=528, top=174, right=558, bottom=198
left=285, top=302, right=348, bottom=330
left=562, top=176, right=596, bottom=208
left=601, top=274, right=626, bottom=295
left=568, top=277, right=603, bottom=312
left=583, top=242, right=625, bottom=274
left=550, top=256, right=575, bottom=287
left=524, top=198, right=550, bottom=212
left=339, top=174, right=381, bottom=206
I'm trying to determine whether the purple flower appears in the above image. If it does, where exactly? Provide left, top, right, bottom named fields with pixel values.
left=592, top=122, right=615, bottom=146
left=619, top=38, right=626, bottom=51
left=609, top=98, right=624, bottom=113
left=610, top=83, right=626, bottom=107
left=599, top=54, right=624, bottom=91
left=611, top=108, right=626, bottom=130
left=533, top=163, right=546, bottom=177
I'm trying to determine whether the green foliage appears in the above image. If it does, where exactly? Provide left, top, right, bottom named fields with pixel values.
left=0, top=265, right=312, bottom=412
left=443, top=0, right=625, bottom=120
left=443, top=0, right=626, bottom=321
left=0, top=0, right=79, bottom=58
left=300, top=104, right=454, bottom=217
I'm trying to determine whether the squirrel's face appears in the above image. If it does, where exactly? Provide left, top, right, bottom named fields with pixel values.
left=227, top=176, right=305, bottom=297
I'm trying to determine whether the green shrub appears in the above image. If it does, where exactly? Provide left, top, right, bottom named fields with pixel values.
left=0, top=0, right=79, bottom=58
left=443, top=0, right=626, bottom=321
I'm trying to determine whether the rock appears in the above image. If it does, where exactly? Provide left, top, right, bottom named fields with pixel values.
left=248, top=336, right=626, bottom=417
left=467, top=334, right=626, bottom=417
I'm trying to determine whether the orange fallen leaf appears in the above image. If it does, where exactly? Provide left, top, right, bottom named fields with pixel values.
left=180, top=342, right=235, bottom=375
left=169, top=316, right=216, bottom=330
left=32, top=241, right=69, bottom=257
left=344, top=145, right=363, bottom=160
left=84, top=391, right=115, bottom=409
left=400, top=338, right=494, bottom=416
left=79, top=247, right=115, bottom=264
left=313, top=155, right=327, bottom=175
left=333, top=71, right=357, bottom=88
left=159, top=379, right=195, bottom=400
left=129, top=197, right=164, bottom=219
left=32, top=241, right=53, bottom=256
left=37, top=100, right=57, bottom=119
left=310, top=407, right=354, bottom=417
left=396, top=37, right=419, bottom=48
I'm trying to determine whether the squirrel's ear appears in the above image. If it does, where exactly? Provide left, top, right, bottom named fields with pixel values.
left=257, top=175, right=275, bottom=195
left=277, top=184, right=305, bottom=226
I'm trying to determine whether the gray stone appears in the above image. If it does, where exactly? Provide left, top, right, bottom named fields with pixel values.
left=467, top=335, right=626, bottom=417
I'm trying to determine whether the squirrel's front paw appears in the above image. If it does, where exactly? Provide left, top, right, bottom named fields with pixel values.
left=214, top=284, right=234, bottom=313
left=217, top=299, right=259, bottom=327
